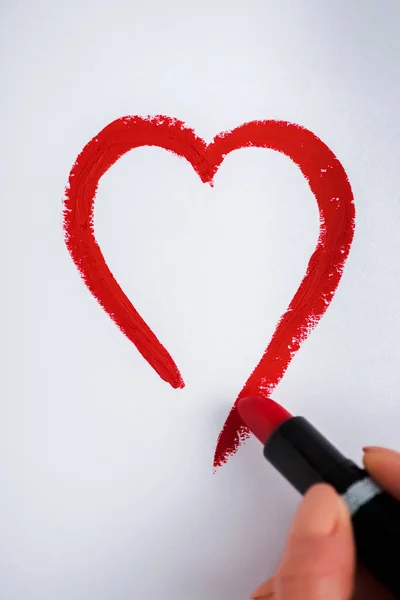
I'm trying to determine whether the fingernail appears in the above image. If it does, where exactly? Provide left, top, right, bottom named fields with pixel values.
left=363, top=446, right=387, bottom=453
left=363, top=446, right=400, bottom=461
left=337, top=495, right=350, bottom=521
left=251, top=578, right=274, bottom=598
left=364, top=447, right=400, bottom=465
left=290, top=484, right=341, bottom=538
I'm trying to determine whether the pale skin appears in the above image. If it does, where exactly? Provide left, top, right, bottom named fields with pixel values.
left=251, top=447, right=400, bottom=600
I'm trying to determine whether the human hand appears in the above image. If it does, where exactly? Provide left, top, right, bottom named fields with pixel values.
left=251, top=447, right=400, bottom=599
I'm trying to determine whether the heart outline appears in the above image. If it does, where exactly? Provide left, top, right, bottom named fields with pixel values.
left=63, top=115, right=355, bottom=468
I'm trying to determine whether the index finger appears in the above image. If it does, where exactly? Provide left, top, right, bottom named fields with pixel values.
left=363, top=447, right=400, bottom=500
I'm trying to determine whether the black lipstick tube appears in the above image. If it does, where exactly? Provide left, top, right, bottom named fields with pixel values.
left=264, top=416, right=400, bottom=597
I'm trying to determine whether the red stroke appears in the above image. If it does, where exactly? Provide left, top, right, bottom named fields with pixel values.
left=63, top=115, right=355, bottom=469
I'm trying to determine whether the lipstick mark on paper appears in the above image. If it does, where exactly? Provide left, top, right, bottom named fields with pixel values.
left=63, top=115, right=355, bottom=469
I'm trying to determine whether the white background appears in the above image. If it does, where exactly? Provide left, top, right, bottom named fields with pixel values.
left=2, top=1, right=400, bottom=598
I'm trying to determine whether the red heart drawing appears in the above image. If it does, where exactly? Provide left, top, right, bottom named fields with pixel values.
left=63, top=115, right=355, bottom=468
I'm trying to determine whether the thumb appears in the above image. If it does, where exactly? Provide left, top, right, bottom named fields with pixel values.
left=275, top=484, right=355, bottom=599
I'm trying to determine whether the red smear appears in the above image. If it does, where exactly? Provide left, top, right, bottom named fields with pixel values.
left=63, top=115, right=355, bottom=468
left=237, top=397, right=292, bottom=445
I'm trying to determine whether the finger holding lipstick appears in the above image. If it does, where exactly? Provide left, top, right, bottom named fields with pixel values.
left=251, top=484, right=354, bottom=599
left=238, top=397, right=400, bottom=599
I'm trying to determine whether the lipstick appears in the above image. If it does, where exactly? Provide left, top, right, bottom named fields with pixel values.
left=238, top=396, right=400, bottom=597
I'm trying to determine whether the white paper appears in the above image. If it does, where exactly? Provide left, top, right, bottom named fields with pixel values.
left=2, top=1, right=400, bottom=598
